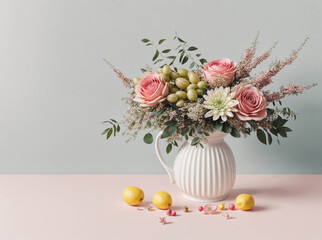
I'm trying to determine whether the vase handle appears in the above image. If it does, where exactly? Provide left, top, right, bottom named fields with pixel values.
left=155, top=132, right=176, bottom=184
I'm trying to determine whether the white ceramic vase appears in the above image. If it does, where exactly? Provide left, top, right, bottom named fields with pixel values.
left=155, top=131, right=236, bottom=202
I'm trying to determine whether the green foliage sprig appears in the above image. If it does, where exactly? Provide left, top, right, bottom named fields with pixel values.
left=102, top=119, right=120, bottom=139
left=141, top=34, right=207, bottom=71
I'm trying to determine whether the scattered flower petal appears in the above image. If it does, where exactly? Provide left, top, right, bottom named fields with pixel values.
left=221, top=212, right=230, bottom=219
left=145, top=205, right=154, bottom=211
left=204, top=204, right=217, bottom=214
left=159, top=217, right=167, bottom=225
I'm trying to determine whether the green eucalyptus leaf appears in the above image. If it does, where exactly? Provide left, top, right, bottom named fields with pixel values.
left=167, top=56, right=176, bottom=59
left=199, top=58, right=207, bottom=64
left=230, top=128, right=241, bottom=138
left=158, top=39, right=166, bottom=45
left=189, top=62, right=195, bottom=69
left=106, top=128, right=113, bottom=139
left=164, top=120, right=177, bottom=126
left=178, top=37, right=185, bottom=43
left=269, top=128, right=278, bottom=136
left=273, top=116, right=287, bottom=127
left=166, top=144, right=172, bottom=154
left=278, top=128, right=287, bottom=138
left=182, top=55, right=189, bottom=64
left=117, top=125, right=120, bottom=132
left=162, top=49, right=171, bottom=53
left=161, top=123, right=177, bottom=139
left=196, top=54, right=201, bottom=57
left=152, top=50, right=159, bottom=61
left=141, top=38, right=149, bottom=43
left=213, top=121, right=222, bottom=131
left=187, top=46, right=198, bottom=51
left=155, top=109, right=166, bottom=117
left=191, top=137, right=199, bottom=146
left=181, top=126, right=189, bottom=136
left=282, top=126, right=292, bottom=132
left=143, top=133, right=153, bottom=144
left=256, top=129, right=267, bottom=144
left=140, top=68, right=147, bottom=73
left=222, top=123, right=232, bottom=133
left=189, top=127, right=195, bottom=137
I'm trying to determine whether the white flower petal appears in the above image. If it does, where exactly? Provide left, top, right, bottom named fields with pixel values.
left=226, top=111, right=234, bottom=117
left=205, top=110, right=214, bottom=118
left=212, top=113, right=220, bottom=121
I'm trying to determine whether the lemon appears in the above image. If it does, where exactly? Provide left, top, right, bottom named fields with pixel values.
left=152, top=191, right=172, bottom=210
left=235, top=194, right=255, bottom=210
left=122, top=186, right=144, bottom=206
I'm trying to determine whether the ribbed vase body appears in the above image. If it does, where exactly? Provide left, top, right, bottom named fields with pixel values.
left=173, top=132, right=235, bottom=202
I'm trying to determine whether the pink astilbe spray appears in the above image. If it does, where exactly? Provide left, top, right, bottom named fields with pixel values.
left=237, top=49, right=273, bottom=80
left=247, top=50, right=271, bottom=72
left=264, top=83, right=313, bottom=103
left=249, top=50, right=298, bottom=89
left=235, top=33, right=269, bottom=80
left=236, top=47, right=256, bottom=80
left=103, top=59, right=133, bottom=89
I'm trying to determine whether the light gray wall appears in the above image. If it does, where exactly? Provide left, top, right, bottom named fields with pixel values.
left=0, top=0, right=321, bottom=174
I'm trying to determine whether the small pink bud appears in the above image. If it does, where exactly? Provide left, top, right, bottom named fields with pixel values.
left=198, top=206, right=203, bottom=212
left=166, top=209, right=172, bottom=216
left=229, top=203, right=235, bottom=210
left=171, top=211, right=176, bottom=216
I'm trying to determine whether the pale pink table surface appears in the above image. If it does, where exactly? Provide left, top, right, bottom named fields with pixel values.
left=0, top=174, right=321, bottom=240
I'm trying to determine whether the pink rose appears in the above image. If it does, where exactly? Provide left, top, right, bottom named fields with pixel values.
left=232, top=83, right=268, bottom=121
left=203, top=59, right=236, bottom=87
left=134, top=72, right=169, bottom=107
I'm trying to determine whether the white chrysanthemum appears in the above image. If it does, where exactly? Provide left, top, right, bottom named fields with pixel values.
left=202, top=87, right=239, bottom=122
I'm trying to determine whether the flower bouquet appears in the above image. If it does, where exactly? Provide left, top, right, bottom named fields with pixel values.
left=103, top=33, right=315, bottom=152
left=103, top=33, right=316, bottom=201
